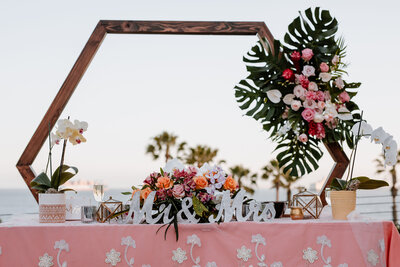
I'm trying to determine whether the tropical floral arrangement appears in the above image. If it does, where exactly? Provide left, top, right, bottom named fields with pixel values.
left=30, top=118, right=88, bottom=193
left=122, top=159, right=239, bottom=238
left=235, top=7, right=362, bottom=177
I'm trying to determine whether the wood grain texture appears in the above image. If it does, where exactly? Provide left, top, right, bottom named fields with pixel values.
left=319, top=142, right=350, bottom=206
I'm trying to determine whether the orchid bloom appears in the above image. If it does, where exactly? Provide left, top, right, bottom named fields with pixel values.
left=50, top=133, right=61, bottom=147
left=351, top=121, right=373, bottom=137
left=73, top=120, right=88, bottom=134
left=370, top=127, right=389, bottom=144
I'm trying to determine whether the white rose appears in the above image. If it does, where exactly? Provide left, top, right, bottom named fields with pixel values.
left=317, top=101, right=326, bottom=110
left=335, top=77, right=345, bottom=89
left=267, top=89, right=282, bottom=104
left=302, top=65, right=315, bottom=77
left=319, top=72, right=332, bottom=82
left=291, top=100, right=302, bottom=111
left=308, top=82, right=318, bottom=91
left=293, top=85, right=306, bottom=98
left=283, top=94, right=295, bottom=105
left=313, top=113, right=324, bottom=123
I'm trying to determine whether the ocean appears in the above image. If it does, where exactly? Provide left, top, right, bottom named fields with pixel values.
left=0, top=188, right=398, bottom=223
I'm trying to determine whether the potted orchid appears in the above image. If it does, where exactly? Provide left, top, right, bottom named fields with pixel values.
left=30, top=118, right=88, bottom=223
left=329, top=116, right=394, bottom=219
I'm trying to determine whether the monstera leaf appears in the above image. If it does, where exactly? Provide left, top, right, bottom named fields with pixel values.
left=284, top=7, right=338, bottom=62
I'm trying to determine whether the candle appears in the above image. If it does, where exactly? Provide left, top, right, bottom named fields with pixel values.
left=290, top=206, right=304, bottom=220
left=81, top=206, right=97, bottom=223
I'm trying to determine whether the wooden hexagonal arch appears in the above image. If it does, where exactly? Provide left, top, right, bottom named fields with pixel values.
left=16, top=20, right=348, bottom=205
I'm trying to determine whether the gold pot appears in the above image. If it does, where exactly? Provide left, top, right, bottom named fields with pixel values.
left=330, top=190, right=356, bottom=220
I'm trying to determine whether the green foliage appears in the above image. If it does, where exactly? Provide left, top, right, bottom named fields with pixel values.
left=284, top=7, right=338, bottom=62
left=330, top=177, right=389, bottom=191
left=192, top=195, right=209, bottom=217
left=30, top=164, right=78, bottom=193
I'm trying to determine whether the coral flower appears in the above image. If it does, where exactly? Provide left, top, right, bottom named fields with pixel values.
left=193, top=176, right=209, bottom=190
left=223, top=176, right=238, bottom=192
left=140, top=187, right=152, bottom=200
left=156, top=176, right=173, bottom=189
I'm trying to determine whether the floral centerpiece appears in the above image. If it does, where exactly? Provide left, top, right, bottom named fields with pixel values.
left=123, top=159, right=239, bottom=239
left=235, top=7, right=363, bottom=176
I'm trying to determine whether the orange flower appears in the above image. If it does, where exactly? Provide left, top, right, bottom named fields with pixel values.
left=223, top=176, right=238, bottom=191
left=131, top=189, right=140, bottom=199
left=155, top=176, right=173, bottom=189
left=140, top=187, right=152, bottom=200
left=193, top=176, right=208, bottom=190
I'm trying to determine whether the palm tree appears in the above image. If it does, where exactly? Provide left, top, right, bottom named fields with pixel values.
left=261, top=159, right=299, bottom=201
left=229, top=165, right=257, bottom=194
left=145, top=131, right=186, bottom=163
left=184, top=145, right=219, bottom=167
left=375, top=150, right=400, bottom=224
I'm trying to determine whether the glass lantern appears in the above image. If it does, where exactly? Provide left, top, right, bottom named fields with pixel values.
left=292, top=190, right=323, bottom=219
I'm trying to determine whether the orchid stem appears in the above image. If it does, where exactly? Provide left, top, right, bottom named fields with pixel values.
left=349, top=111, right=363, bottom=185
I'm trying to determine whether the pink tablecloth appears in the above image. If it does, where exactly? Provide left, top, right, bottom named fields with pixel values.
left=0, top=217, right=399, bottom=266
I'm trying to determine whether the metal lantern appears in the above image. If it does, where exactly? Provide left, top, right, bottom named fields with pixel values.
left=96, top=197, right=123, bottom=223
left=292, top=190, right=323, bottom=219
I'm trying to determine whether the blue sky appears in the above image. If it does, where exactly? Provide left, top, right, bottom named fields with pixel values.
left=1, top=0, right=399, bottom=192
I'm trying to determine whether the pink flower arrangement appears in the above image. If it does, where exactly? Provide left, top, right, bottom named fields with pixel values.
left=301, top=48, right=314, bottom=61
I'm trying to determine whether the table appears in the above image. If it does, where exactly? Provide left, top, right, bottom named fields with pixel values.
left=0, top=215, right=399, bottom=266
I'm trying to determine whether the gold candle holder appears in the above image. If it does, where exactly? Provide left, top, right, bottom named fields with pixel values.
left=290, top=206, right=304, bottom=220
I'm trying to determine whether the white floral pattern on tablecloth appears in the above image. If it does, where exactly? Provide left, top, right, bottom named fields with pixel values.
left=187, top=234, right=201, bottom=266
left=367, top=249, right=379, bottom=266
left=303, top=247, right=318, bottom=263
left=105, top=249, right=121, bottom=266
left=121, top=236, right=136, bottom=267
left=38, top=240, right=69, bottom=267
left=172, top=247, right=187, bottom=264
left=237, top=245, right=252, bottom=262
left=38, top=253, right=54, bottom=267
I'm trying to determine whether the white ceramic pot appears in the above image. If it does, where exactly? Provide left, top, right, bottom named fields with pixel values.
left=39, top=193, right=66, bottom=223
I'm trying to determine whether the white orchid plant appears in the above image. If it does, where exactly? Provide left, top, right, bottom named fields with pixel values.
left=329, top=115, right=394, bottom=191
left=30, top=118, right=88, bottom=193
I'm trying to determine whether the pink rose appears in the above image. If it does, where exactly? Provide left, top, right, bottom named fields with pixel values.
left=316, top=91, right=325, bottom=102
left=301, top=48, right=314, bottom=61
left=301, top=108, right=315, bottom=122
left=172, top=184, right=185, bottom=199
left=339, top=91, right=350, bottom=102
left=302, top=65, right=315, bottom=77
left=298, top=133, right=308, bottom=143
left=320, top=62, right=329, bottom=72
left=308, top=82, right=318, bottom=91
left=303, top=99, right=317, bottom=109
left=306, top=91, right=317, bottom=100
left=282, top=106, right=290, bottom=119
left=291, top=100, right=302, bottom=111
left=293, top=85, right=306, bottom=98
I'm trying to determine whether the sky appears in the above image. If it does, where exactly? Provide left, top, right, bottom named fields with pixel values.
left=1, top=0, right=400, bottom=195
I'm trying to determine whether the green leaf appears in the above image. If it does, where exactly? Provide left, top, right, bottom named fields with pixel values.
left=357, top=179, right=389, bottom=190
left=192, top=195, right=209, bottom=217
left=330, top=178, right=347, bottom=190
left=31, top=172, right=51, bottom=187
left=121, top=192, right=133, bottom=195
